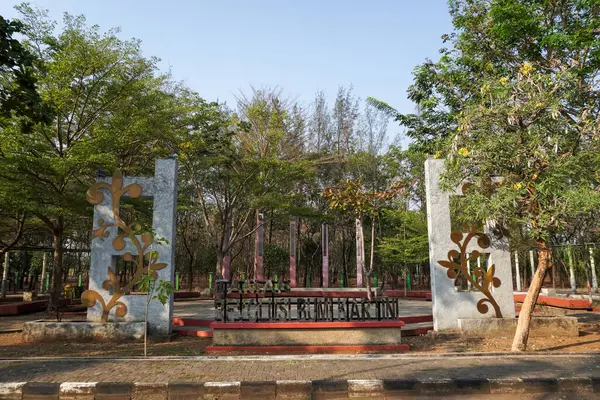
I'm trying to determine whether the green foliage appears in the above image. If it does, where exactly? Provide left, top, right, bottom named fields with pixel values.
left=138, top=274, right=173, bottom=305
left=378, top=208, right=429, bottom=265
left=263, top=243, right=289, bottom=279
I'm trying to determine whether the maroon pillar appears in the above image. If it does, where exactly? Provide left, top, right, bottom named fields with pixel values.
left=322, top=223, right=329, bottom=288
left=254, top=212, right=264, bottom=281
left=290, top=219, right=297, bottom=287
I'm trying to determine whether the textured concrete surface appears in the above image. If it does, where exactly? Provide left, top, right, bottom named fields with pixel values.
left=458, top=316, right=579, bottom=337
left=87, top=159, right=178, bottom=336
left=0, top=354, right=598, bottom=382
left=22, top=321, right=145, bottom=342
left=425, top=159, right=515, bottom=331
left=213, top=327, right=402, bottom=346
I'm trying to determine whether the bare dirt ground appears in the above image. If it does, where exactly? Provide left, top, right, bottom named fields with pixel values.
left=0, top=321, right=598, bottom=357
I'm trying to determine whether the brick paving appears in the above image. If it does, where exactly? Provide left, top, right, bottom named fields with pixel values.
left=0, top=354, right=598, bottom=383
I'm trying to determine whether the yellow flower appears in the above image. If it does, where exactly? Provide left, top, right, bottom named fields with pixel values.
left=519, top=62, right=536, bottom=76
left=535, top=102, right=543, bottom=108
left=500, top=77, right=509, bottom=85
left=434, top=151, right=442, bottom=159
left=513, top=183, right=523, bottom=190
left=458, top=148, right=469, bottom=157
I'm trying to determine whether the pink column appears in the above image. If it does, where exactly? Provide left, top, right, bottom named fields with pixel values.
left=322, top=223, right=329, bottom=288
left=290, top=219, right=297, bottom=287
left=254, top=212, right=264, bottom=281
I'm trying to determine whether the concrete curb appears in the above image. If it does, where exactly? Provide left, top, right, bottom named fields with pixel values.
left=0, top=378, right=597, bottom=399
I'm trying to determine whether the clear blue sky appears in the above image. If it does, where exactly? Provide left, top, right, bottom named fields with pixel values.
left=1, top=0, right=454, bottom=145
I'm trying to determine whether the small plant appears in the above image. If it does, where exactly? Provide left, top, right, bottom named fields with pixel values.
left=138, top=269, right=173, bottom=357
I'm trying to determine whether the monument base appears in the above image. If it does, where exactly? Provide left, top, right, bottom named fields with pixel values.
left=458, top=316, right=578, bottom=337
left=211, top=321, right=404, bottom=346
left=23, top=320, right=145, bottom=342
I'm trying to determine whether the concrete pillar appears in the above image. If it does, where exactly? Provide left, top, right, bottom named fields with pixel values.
left=529, top=250, right=535, bottom=285
left=567, top=246, right=576, bottom=294
left=589, top=247, right=598, bottom=293
left=40, top=253, right=47, bottom=293
left=289, top=219, right=297, bottom=287
left=355, top=218, right=364, bottom=288
left=322, top=223, right=329, bottom=288
left=514, top=251, right=522, bottom=292
left=254, top=212, right=264, bottom=281
left=1, top=252, right=8, bottom=298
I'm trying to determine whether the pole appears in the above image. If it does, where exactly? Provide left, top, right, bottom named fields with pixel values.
left=254, top=212, right=264, bottom=281
left=514, top=251, right=522, bottom=292
left=208, top=272, right=213, bottom=290
left=322, top=224, right=329, bottom=288
left=289, top=219, right=297, bottom=288
left=175, top=272, right=179, bottom=291
left=567, top=246, right=576, bottom=294
left=1, top=252, right=8, bottom=298
left=40, top=253, right=47, bottom=294
left=589, top=247, right=598, bottom=293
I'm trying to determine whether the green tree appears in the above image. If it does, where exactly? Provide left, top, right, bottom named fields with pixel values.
left=424, top=0, right=600, bottom=351
left=0, top=14, right=50, bottom=128
left=0, top=6, right=174, bottom=310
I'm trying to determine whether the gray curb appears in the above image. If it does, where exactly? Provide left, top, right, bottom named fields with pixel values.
left=0, top=378, right=597, bottom=399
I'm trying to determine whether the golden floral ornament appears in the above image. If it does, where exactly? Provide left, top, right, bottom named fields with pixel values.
left=81, top=170, right=167, bottom=322
left=437, top=228, right=503, bottom=318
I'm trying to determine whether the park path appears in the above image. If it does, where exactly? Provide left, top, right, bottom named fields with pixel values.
left=0, top=354, right=598, bottom=382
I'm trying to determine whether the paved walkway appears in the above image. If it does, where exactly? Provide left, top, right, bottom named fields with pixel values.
left=0, top=354, right=597, bottom=382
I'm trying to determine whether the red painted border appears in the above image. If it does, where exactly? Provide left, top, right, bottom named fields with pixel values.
left=173, top=329, right=213, bottom=338
left=0, top=300, right=48, bottom=316
left=514, top=294, right=591, bottom=309
left=172, top=318, right=212, bottom=327
left=205, top=344, right=410, bottom=353
left=385, top=290, right=431, bottom=298
left=210, top=321, right=404, bottom=329
left=402, top=327, right=433, bottom=336
left=397, top=314, right=433, bottom=324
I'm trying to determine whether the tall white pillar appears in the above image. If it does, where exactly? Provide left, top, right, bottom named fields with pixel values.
left=514, top=251, right=522, bottom=292
left=567, top=246, right=576, bottom=294
left=1, top=252, right=8, bottom=298
left=40, top=253, right=47, bottom=293
left=529, top=250, right=536, bottom=285
left=589, top=247, right=598, bottom=293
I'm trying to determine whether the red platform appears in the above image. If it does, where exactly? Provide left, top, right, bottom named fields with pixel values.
left=0, top=300, right=48, bottom=316
left=513, top=294, right=592, bottom=310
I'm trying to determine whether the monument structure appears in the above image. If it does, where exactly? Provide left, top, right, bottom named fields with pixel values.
left=83, top=159, right=178, bottom=336
left=425, top=158, right=515, bottom=331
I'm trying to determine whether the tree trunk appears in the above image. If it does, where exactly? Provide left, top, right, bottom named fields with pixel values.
left=49, top=224, right=64, bottom=317
left=511, top=240, right=551, bottom=351
left=188, top=256, right=195, bottom=291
